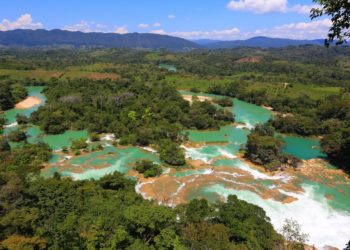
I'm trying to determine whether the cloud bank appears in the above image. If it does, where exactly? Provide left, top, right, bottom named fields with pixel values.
left=0, top=14, right=43, bottom=31
left=227, top=0, right=317, bottom=14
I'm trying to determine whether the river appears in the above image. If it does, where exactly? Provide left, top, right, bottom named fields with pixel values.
left=2, top=87, right=350, bottom=249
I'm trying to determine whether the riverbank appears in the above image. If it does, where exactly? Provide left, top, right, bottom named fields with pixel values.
left=15, top=96, right=42, bottom=109
left=181, top=94, right=213, bottom=104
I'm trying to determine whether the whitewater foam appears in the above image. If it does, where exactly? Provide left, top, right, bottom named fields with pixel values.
left=4, top=122, right=18, bottom=128
left=181, top=145, right=214, bottom=164
left=236, top=161, right=291, bottom=181
left=205, top=183, right=350, bottom=249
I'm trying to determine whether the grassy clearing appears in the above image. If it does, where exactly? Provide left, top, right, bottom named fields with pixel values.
left=248, top=83, right=341, bottom=100
left=0, top=69, right=63, bottom=80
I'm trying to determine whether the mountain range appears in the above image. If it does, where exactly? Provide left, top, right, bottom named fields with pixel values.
left=0, top=29, right=329, bottom=50
left=196, top=36, right=325, bottom=48
left=0, top=29, right=199, bottom=50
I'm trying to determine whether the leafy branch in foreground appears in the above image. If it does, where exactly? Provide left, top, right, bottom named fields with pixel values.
left=311, top=0, right=350, bottom=46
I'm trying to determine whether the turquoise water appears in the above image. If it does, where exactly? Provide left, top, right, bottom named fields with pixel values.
left=4, top=86, right=46, bottom=124
left=282, top=134, right=326, bottom=160
left=1, top=87, right=88, bottom=151
left=48, top=146, right=160, bottom=180
left=232, top=98, right=272, bottom=126
left=159, top=64, right=177, bottom=72
left=24, top=89, right=348, bottom=248
left=1, top=88, right=345, bottom=248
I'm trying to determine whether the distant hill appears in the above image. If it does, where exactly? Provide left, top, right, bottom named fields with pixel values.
left=197, top=36, right=326, bottom=48
left=191, top=39, right=223, bottom=45
left=0, top=29, right=200, bottom=51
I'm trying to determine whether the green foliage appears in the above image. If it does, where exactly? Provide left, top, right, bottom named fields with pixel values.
left=0, top=139, right=280, bottom=250
left=245, top=124, right=300, bottom=171
left=159, top=140, right=186, bottom=166
left=89, top=132, right=100, bottom=142
left=321, top=128, right=350, bottom=169
left=70, top=138, right=88, bottom=150
left=0, top=116, right=6, bottom=129
left=30, top=79, right=231, bottom=157
left=0, top=82, right=28, bottom=111
left=344, top=241, right=350, bottom=250
left=134, top=160, right=162, bottom=178
left=185, top=199, right=210, bottom=223
left=0, top=82, right=14, bottom=111
left=271, top=115, right=320, bottom=136
left=0, top=137, right=10, bottom=152
left=215, top=97, right=234, bottom=107
left=179, top=195, right=281, bottom=250
left=280, top=218, right=309, bottom=250
left=11, top=84, right=28, bottom=103
left=181, top=222, right=234, bottom=250
left=7, top=129, right=27, bottom=142
left=0, top=143, right=51, bottom=178
left=16, top=114, right=29, bottom=125
left=311, top=0, right=350, bottom=45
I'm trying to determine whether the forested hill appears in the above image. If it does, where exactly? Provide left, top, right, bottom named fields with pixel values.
left=0, top=29, right=200, bottom=51
left=199, top=36, right=325, bottom=48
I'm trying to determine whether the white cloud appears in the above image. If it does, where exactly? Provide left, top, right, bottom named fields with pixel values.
left=64, top=21, right=93, bottom=32
left=288, top=4, right=318, bottom=14
left=170, top=28, right=241, bottom=40
left=254, top=19, right=332, bottom=39
left=114, top=26, right=128, bottom=34
left=138, top=23, right=149, bottom=28
left=152, top=19, right=330, bottom=40
left=168, top=14, right=176, bottom=19
left=153, top=22, right=161, bottom=27
left=0, top=14, right=43, bottom=31
left=227, top=0, right=318, bottom=14
left=153, top=27, right=241, bottom=40
left=150, top=29, right=166, bottom=35
left=227, top=0, right=287, bottom=14
left=64, top=21, right=128, bottom=34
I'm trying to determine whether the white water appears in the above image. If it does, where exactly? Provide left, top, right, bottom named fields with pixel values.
left=135, top=180, right=156, bottom=200
left=4, top=122, right=18, bottom=128
left=205, top=184, right=350, bottom=249
left=235, top=122, right=254, bottom=130
left=100, top=133, right=115, bottom=141
left=181, top=145, right=214, bottom=164
left=217, top=148, right=237, bottom=159
left=235, top=161, right=291, bottom=181
left=66, top=156, right=127, bottom=181
left=181, top=145, right=237, bottom=164
left=141, top=146, right=157, bottom=153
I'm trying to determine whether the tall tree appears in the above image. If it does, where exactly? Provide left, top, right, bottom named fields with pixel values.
left=311, top=0, right=350, bottom=45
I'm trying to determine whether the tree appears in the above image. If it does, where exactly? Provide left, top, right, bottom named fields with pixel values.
left=16, top=114, right=29, bottom=125
left=215, top=97, right=234, bottom=107
left=0, top=83, right=14, bottom=110
left=0, top=235, right=47, bottom=250
left=159, top=140, right=185, bottom=166
left=70, top=138, right=88, bottom=150
left=181, top=223, right=233, bottom=250
left=185, top=199, right=210, bottom=223
left=8, top=129, right=27, bottom=143
left=311, top=0, right=350, bottom=45
left=0, top=137, right=11, bottom=152
left=280, top=218, right=309, bottom=250
left=134, top=160, right=162, bottom=178
left=344, top=241, right=350, bottom=250
left=0, top=116, right=6, bottom=129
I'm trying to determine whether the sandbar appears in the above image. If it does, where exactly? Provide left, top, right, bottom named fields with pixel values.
left=15, top=96, right=42, bottom=109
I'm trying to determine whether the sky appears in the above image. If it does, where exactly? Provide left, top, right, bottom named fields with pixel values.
left=0, top=0, right=331, bottom=40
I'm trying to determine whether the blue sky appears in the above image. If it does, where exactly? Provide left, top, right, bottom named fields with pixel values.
left=0, top=0, right=331, bottom=40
